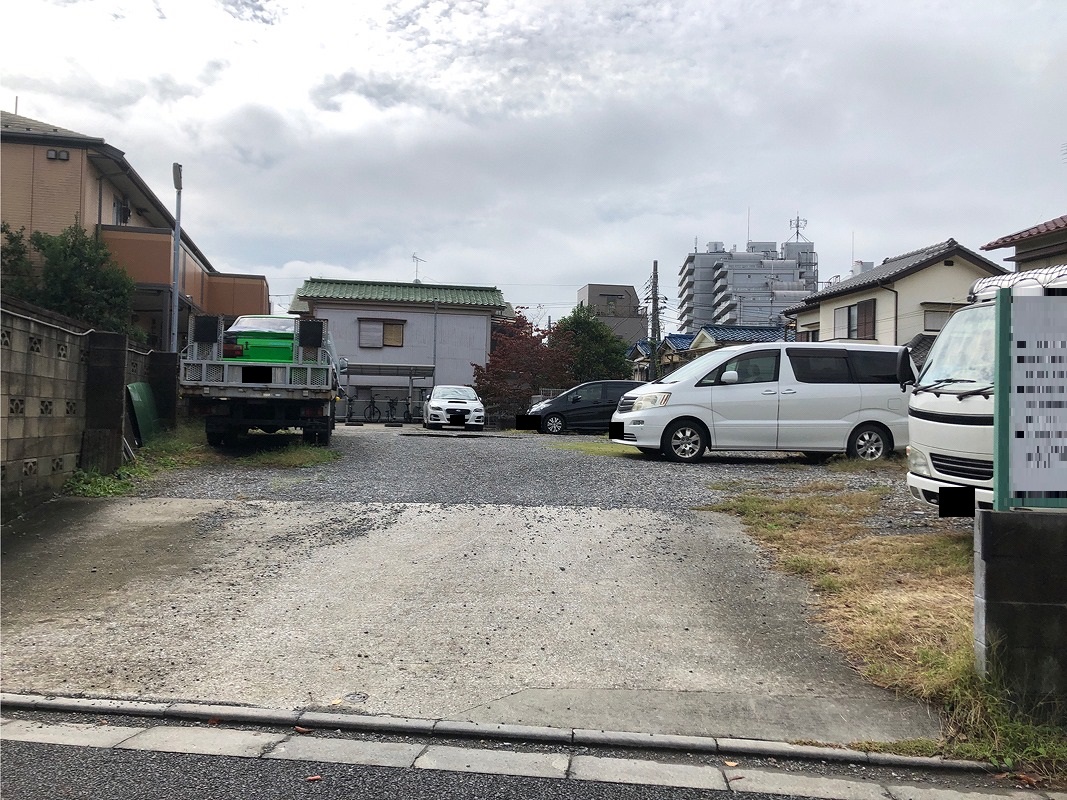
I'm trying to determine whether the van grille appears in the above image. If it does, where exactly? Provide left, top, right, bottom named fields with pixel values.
left=930, top=453, right=993, bottom=481
left=617, top=395, right=637, bottom=413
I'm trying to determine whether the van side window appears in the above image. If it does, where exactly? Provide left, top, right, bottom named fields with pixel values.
left=576, top=384, right=603, bottom=402
left=699, top=351, right=779, bottom=385
left=848, top=350, right=898, bottom=383
left=788, top=351, right=851, bottom=383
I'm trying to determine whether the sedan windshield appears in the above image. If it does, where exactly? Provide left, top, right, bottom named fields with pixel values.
left=434, top=386, right=478, bottom=400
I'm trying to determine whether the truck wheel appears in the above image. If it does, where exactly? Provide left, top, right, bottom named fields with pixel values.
left=206, top=430, right=225, bottom=447
left=318, top=427, right=332, bottom=446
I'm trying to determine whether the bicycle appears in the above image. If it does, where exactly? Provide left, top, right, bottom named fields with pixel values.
left=364, top=395, right=382, bottom=422
left=400, top=396, right=413, bottom=423
left=386, top=397, right=398, bottom=421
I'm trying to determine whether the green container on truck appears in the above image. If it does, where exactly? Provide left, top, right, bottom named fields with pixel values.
left=179, top=314, right=346, bottom=446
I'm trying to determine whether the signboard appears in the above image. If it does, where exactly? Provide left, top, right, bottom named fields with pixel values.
left=993, top=291, right=1067, bottom=510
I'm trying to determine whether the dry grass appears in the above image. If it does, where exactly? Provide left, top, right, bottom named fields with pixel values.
left=701, top=482, right=973, bottom=701
left=701, top=477, right=1066, bottom=781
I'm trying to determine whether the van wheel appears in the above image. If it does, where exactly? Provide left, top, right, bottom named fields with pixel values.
left=848, top=424, right=889, bottom=461
left=662, top=420, right=707, bottom=463
left=543, top=414, right=566, bottom=435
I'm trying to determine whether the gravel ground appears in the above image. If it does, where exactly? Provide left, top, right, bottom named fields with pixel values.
left=144, top=426, right=971, bottom=538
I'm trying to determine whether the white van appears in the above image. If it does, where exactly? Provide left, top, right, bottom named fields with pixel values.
left=610, top=342, right=911, bottom=463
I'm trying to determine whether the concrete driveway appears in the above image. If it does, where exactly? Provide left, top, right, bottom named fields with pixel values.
left=1, top=427, right=940, bottom=745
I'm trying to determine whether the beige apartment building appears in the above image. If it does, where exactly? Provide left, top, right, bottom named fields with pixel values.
left=1, top=111, right=268, bottom=348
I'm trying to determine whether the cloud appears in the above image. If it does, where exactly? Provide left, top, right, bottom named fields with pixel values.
left=217, top=0, right=280, bottom=25
left=310, top=71, right=437, bottom=113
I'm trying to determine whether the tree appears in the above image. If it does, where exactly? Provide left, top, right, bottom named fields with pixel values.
left=1, top=220, right=138, bottom=336
left=1, top=222, right=38, bottom=300
left=548, top=304, right=630, bottom=384
left=473, top=314, right=573, bottom=419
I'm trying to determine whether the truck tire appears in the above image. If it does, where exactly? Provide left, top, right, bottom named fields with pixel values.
left=206, top=429, right=225, bottom=447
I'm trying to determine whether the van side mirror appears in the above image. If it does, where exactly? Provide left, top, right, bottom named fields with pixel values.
left=720, top=370, right=739, bottom=385
left=896, top=348, right=915, bottom=391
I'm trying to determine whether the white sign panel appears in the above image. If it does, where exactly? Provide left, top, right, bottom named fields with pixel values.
left=1009, top=295, right=1067, bottom=501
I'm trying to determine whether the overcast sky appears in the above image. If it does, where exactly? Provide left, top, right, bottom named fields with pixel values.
left=4, top=0, right=1065, bottom=330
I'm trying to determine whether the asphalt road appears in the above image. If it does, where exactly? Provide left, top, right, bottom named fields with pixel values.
left=1, top=426, right=940, bottom=745
left=2, top=740, right=777, bottom=800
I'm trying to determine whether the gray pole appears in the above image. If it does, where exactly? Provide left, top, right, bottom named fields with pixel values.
left=432, top=299, right=439, bottom=381
left=169, top=163, right=183, bottom=352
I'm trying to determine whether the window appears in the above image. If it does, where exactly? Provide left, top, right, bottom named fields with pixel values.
left=797, top=329, right=819, bottom=342
left=383, top=322, right=404, bottom=347
left=849, top=350, right=898, bottom=383
left=698, top=351, right=780, bottom=386
left=832, top=299, right=875, bottom=339
left=924, top=310, right=950, bottom=332
left=574, top=384, right=603, bottom=402
left=787, top=348, right=851, bottom=383
left=359, top=319, right=404, bottom=348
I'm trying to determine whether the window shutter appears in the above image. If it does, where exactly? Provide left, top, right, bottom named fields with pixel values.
left=383, top=322, right=404, bottom=347
left=359, top=320, right=384, bottom=348
left=857, top=299, right=876, bottom=339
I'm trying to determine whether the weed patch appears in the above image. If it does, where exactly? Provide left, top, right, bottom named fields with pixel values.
left=703, top=479, right=1064, bottom=782
left=63, top=422, right=339, bottom=497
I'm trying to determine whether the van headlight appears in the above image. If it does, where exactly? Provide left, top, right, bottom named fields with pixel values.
left=631, top=392, right=671, bottom=412
left=907, top=445, right=932, bottom=477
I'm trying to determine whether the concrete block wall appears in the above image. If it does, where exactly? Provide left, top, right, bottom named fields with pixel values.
left=1, top=301, right=90, bottom=512
left=1, top=300, right=178, bottom=521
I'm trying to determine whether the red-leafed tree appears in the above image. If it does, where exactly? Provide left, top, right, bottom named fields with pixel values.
left=473, top=313, right=574, bottom=422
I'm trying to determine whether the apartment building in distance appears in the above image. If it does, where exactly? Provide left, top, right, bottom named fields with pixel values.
left=577, top=284, right=647, bottom=344
left=677, top=237, right=818, bottom=333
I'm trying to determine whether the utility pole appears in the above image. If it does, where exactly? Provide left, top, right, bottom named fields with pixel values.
left=649, top=260, right=660, bottom=380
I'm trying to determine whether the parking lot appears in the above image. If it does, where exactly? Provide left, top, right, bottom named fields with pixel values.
left=1, top=425, right=946, bottom=743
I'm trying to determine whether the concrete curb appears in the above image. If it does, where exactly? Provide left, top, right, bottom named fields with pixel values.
left=0, top=692, right=990, bottom=774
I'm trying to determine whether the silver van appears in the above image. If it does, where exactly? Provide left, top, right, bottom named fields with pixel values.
left=610, top=342, right=910, bottom=462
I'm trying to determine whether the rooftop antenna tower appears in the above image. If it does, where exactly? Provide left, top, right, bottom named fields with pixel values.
left=412, top=252, right=426, bottom=282
left=788, top=213, right=810, bottom=242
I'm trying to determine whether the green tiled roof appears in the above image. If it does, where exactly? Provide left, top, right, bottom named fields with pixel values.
left=296, top=278, right=506, bottom=309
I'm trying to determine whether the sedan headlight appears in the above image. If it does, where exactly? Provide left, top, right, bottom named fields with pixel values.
left=907, top=445, right=932, bottom=477
left=429, top=403, right=443, bottom=411
left=474, top=407, right=484, bottom=414
left=631, top=392, right=671, bottom=412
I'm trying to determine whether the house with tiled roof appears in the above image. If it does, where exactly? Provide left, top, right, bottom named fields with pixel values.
left=291, top=278, right=508, bottom=398
left=688, top=323, right=791, bottom=356
left=1, top=111, right=268, bottom=348
left=981, top=214, right=1067, bottom=271
left=782, top=239, right=1006, bottom=345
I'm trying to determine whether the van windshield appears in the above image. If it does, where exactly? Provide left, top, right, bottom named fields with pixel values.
left=918, top=304, right=996, bottom=386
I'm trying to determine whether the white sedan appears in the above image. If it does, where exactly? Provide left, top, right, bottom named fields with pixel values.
left=422, top=385, right=486, bottom=431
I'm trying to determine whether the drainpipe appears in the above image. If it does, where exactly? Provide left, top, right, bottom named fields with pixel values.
left=879, top=282, right=899, bottom=345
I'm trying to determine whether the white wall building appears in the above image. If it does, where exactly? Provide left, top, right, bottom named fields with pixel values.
left=291, top=278, right=508, bottom=402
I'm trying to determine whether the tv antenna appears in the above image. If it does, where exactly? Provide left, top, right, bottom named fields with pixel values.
left=412, top=252, right=426, bottom=281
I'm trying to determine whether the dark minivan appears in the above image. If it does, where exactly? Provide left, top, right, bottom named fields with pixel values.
left=527, top=380, right=647, bottom=434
